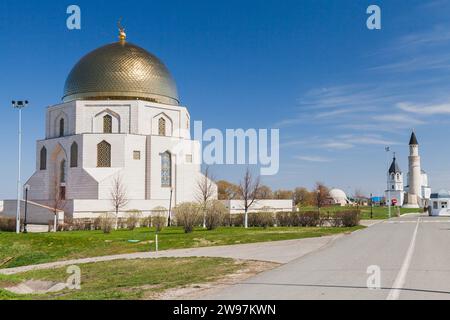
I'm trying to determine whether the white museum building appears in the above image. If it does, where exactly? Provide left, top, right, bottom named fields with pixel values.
left=19, top=31, right=215, bottom=222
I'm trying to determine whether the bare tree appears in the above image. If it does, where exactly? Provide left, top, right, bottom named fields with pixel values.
left=49, top=175, right=66, bottom=232
left=196, top=166, right=216, bottom=228
left=273, top=189, right=294, bottom=200
left=293, top=187, right=313, bottom=207
left=257, top=185, right=273, bottom=199
left=314, top=182, right=330, bottom=211
left=353, top=188, right=367, bottom=206
left=217, top=180, right=240, bottom=200
left=110, top=175, right=128, bottom=230
left=238, top=167, right=261, bottom=228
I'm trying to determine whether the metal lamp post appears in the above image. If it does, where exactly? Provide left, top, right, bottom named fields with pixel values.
left=370, top=193, right=373, bottom=219
left=12, top=100, right=29, bottom=234
left=24, top=184, right=30, bottom=233
left=385, top=146, right=392, bottom=219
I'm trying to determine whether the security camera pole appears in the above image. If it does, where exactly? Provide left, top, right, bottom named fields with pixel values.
left=12, top=100, right=29, bottom=234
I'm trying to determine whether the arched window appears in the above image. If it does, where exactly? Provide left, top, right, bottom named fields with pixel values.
left=161, top=151, right=171, bottom=187
left=59, top=118, right=65, bottom=137
left=40, top=146, right=47, bottom=170
left=60, top=160, right=66, bottom=183
left=103, top=115, right=112, bottom=133
left=70, top=142, right=78, bottom=168
left=97, top=141, right=111, bottom=167
left=158, top=118, right=166, bottom=136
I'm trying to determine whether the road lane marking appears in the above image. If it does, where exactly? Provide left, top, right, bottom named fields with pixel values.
left=386, top=217, right=420, bottom=300
left=384, top=220, right=450, bottom=224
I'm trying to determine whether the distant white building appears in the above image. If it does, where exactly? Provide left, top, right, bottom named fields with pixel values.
left=384, top=132, right=431, bottom=208
left=385, top=155, right=404, bottom=206
left=328, top=189, right=352, bottom=206
left=429, top=190, right=450, bottom=216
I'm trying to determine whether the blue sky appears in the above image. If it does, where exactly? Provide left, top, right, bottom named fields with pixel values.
left=1, top=0, right=450, bottom=199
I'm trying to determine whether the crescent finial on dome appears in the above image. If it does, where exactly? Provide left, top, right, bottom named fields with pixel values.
left=117, top=18, right=126, bottom=41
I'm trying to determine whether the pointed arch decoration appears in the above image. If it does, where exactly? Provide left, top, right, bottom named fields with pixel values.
left=70, top=142, right=78, bottom=168
left=40, top=146, right=47, bottom=170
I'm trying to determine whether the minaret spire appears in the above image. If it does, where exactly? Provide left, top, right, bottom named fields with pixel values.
left=409, top=130, right=419, bottom=145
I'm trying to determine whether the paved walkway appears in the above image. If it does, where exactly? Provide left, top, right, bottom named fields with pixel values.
left=0, top=234, right=347, bottom=275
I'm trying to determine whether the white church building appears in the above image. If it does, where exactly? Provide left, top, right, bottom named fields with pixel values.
left=385, top=132, right=431, bottom=208
left=21, top=29, right=215, bottom=221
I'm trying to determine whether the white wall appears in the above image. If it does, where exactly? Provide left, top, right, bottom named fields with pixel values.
left=1, top=200, right=64, bottom=224
left=26, top=99, right=206, bottom=221
left=222, top=199, right=293, bottom=214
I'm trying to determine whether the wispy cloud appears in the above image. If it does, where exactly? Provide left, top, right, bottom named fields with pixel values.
left=338, top=134, right=401, bottom=146
left=320, top=142, right=354, bottom=150
left=372, top=114, right=425, bottom=126
left=370, top=55, right=450, bottom=73
left=282, top=134, right=401, bottom=151
left=295, top=155, right=332, bottom=163
left=398, top=102, right=450, bottom=115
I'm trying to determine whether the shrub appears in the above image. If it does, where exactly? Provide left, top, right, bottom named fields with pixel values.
left=174, top=202, right=202, bottom=233
left=276, top=212, right=291, bottom=227
left=248, top=212, right=275, bottom=228
left=93, top=216, right=103, bottom=230
left=298, top=211, right=320, bottom=227
left=205, top=200, right=228, bottom=230
left=0, top=216, right=17, bottom=232
left=126, top=210, right=142, bottom=230
left=152, top=215, right=166, bottom=232
left=336, top=210, right=360, bottom=227
left=96, top=213, right=113, bottom=233
left=73, top=219, right=93, bottom=231
left=141, top=216, right=152, bottom=228
left=229, top=214, right=244, bottom=227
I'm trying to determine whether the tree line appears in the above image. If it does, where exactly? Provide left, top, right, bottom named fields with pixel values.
left=217, top=178, right=331, bottom=208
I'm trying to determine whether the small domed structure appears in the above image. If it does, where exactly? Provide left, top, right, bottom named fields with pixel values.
left=63, top=41, right=179, bottom=105
left=329, top=189, right=351, bottom=206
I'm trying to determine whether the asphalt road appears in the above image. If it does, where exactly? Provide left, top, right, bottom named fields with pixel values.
left=208, top=214, right=450, bottom=300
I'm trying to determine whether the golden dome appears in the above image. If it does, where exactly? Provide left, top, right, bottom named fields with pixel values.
left=63, top=41, right=179, bottom=105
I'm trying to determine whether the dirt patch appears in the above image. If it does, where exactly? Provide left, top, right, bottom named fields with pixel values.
left=4, top=280, right=67, bottom=295
left=153, top=260, right=280, bottom=300
left=193, top=238, right=219, bottom=247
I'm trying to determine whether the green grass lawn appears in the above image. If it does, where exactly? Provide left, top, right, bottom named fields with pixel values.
left=0, top=226, right=362, bottom=269
left=299, top=205, right=422, bottom=219
left=0, top=257, right=249, bottom=300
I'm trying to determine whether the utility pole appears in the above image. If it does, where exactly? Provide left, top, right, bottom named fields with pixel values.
left=168, top=187, right=173, bottom=227
left=12, top=100, right=29, bottom=234
left=317, top=188, right=321, bottom=214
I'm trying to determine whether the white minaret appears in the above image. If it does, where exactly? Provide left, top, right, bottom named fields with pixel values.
left=405, top=132, right=421, bottom=208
